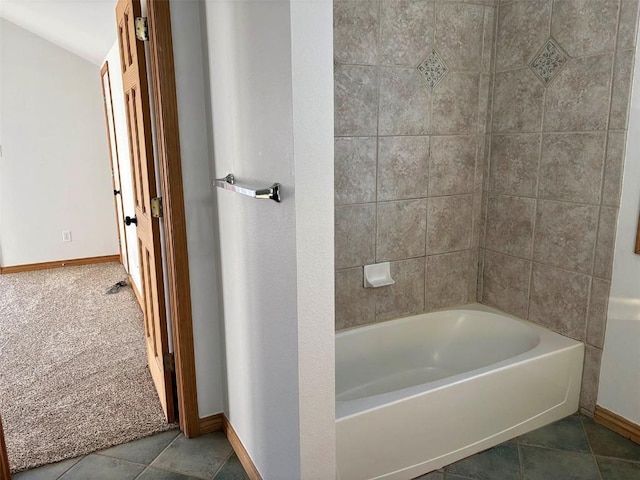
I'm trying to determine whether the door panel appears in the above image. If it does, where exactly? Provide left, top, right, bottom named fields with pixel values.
left=116, top=0, right=175, bottom=422
left=100, top=62, right=129, bottom=272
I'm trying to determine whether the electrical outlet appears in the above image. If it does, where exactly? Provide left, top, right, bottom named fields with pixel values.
left=62, top=231, right=72, bottom=242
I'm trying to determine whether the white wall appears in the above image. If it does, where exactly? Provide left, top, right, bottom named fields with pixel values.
left=104, top=42, right=141, bottom=290
left=598, top=42, right=640, bottom=425
left=0, top=19, right=118, bottom=267
left=201, top=1, right=335, bottom=478
left=290, top=2, right=336, bottom=477
left=168, top=0, right=224, bottom=418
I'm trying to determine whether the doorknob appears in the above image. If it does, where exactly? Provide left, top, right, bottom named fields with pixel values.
left=125, top=216, right=137, bottom=226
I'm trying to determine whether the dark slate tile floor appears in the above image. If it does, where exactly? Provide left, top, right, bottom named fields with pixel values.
left=417, top=414, right=640, bottom=480
left=13, top=430, right=249, bottom=480
left=13, top=414, right=640, bottom=480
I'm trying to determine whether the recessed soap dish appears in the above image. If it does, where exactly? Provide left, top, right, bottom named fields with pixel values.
left=364, top=262, right=395, bottom=288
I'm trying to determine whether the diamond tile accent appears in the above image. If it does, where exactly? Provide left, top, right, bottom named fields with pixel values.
left=529, top=39, right=568, bottom=85
left=417, top=49, right=449, bottom=90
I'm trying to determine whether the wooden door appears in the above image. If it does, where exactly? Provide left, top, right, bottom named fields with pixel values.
left=100, top=61, right=129, bottom=272
left=116, top=0, right=175, bottom=422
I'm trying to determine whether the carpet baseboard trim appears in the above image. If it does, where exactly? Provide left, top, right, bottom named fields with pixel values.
left=223, top=415, right=263, bottom=480
left=0, top=255, right=121, bottom=274
left=594, top=405, right=640, bottom=444
left=198, top=414, right=224, bottom=435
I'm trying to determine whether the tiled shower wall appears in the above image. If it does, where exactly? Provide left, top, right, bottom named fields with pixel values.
left=480, top=0, right=640, bottom=414
left=334, top=0, right=496, bottom=330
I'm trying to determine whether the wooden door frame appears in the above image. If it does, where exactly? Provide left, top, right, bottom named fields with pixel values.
left=0, top=416, right=9, bottom=480
left=145, top=0, right=200, bottom=437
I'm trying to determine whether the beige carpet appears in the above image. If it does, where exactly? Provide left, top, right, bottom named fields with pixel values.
left=0, top=263, right=174, bottom=472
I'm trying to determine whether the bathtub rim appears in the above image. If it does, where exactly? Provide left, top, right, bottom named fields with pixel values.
left=336, top=303, right=584, bottom=420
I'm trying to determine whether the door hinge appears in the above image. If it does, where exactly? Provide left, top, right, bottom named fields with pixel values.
left=163, top=352, right=175, bottom=372
left=151, top=197, right=163, bottom=218
left=135, top=16, right=149, bottom=41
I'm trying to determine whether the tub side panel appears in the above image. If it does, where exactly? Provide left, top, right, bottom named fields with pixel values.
left=336, top=344, right=583, bottom=480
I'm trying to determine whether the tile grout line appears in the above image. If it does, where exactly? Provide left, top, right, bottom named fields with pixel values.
left=517, top=442, right=525, bottom=480
left=480, top=0, right=500, bottom=304
left=580, top=416, right=605, bottom=480
left=525, top=38, right=547, bottom=321
left=54, top=457, right=84, bottom=480
left=210, top=449, right=236, bottom=480
left=335, top=129, right=629, bottom=138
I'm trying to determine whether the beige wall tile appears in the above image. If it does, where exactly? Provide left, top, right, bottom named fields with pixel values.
left=551, top=0, right=619, bottom=56
left=425, top=250, right=470, bottom=310
left=335, top=267, right=376, bottom=330
left=335, top=203, right=376, bottom=269
left=335, top=65, right=379, bottom=136
left=495, top=0, right=552, bottom=71
left=539, top=132, right=606, bottom=204
left=610, top=50, right=635, bottom=130
left=534, top=200, right=599, bottom=274
left=580, top=345, right=603, bottom=414
left=435, top=2, right=485, bottom=71
left=427, top=195, right=473, bottom=254
left=486, top=195, right=536, bottom=258
left=379, top=67, right=431, bottom=135
left=617, top=0, right=640, bottom=50
left=431, top=72, right=480, bottom=134
left=379, top=0, right=435, bottom=67
left=377, top=199, right=427, bottom=261
left=333, top=0, right=379, bottom=65
left=377, top=257, right=426, bottom=321
left=602, top=132, right=627, bottom=206
left=493, top=68, right=545, bottom=133
left=489, top=134, right=541, bottom=197
left=429, top=135, right=476, bottom=196
left=587, top=278, right=611, bottom=349
left=335, top=137, right=377, bottom=205
left=482, top=250, right=531, bottom=318
left=377, top=136, right=430, bottom=201
left=594, top=207, right=619, bottom=279
left=544, top=54, right=613, bottom=132
left=529, top=263, right=590, bottom=341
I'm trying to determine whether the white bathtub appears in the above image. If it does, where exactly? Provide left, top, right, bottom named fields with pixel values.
left=336, top=304, right=584, bottom=480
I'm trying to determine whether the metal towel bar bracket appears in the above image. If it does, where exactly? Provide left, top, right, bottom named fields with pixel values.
left=214, top=173, right=281, bottom=203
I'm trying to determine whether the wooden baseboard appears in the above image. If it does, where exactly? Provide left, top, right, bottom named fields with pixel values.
left=594, top=405, right=640, bottom=445
left=198, top=413, right=224, bottom=435
left=128, top=275, right=144, bottom=309
left=223, top=416, right=263, bottom=480
left=0, top=254, right=121, bottom=274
